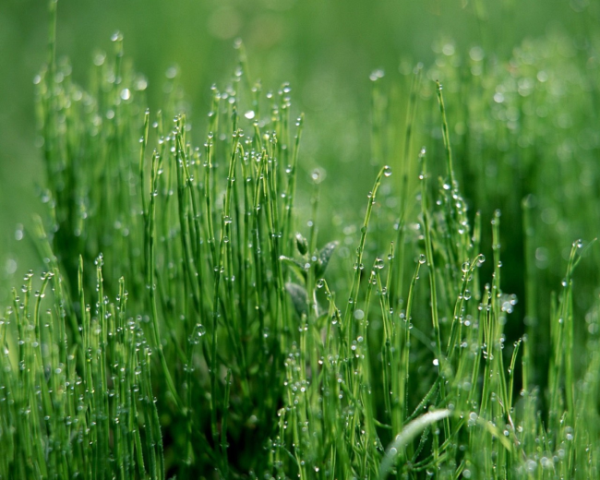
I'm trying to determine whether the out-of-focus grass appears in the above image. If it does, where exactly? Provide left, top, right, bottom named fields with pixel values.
left=1, top=0, right=597, bottom=291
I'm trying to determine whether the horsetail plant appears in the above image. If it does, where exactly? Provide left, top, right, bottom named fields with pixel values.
left=2, top=3, right=600, bottom=479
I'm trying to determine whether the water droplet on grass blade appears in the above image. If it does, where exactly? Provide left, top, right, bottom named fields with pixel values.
left=311, top=168, right=325, bottom=183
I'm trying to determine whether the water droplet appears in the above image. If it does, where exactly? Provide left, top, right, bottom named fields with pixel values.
left=311, top=168, right=325, bottom=183
left=369, top=69, right=384, bottom=81
left=166, top=65, right=178, bottom=79
left=135, top=77, right=148, bottom=91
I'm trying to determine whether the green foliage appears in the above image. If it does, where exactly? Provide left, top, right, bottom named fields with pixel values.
left=2, top=4, right=600, bottom=479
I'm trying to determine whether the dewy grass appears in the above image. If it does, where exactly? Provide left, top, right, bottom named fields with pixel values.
left=3, top=4, right=600, bottom=480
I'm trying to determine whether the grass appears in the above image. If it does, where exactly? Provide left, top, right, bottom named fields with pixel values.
left=2, top=2, right=600, bottom=479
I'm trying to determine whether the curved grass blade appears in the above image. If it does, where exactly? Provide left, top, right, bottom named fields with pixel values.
left=379, top=409, right=451, bottom=479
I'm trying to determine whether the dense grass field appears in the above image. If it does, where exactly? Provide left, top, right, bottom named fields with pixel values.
left=2, top=1, right=600, bottom=479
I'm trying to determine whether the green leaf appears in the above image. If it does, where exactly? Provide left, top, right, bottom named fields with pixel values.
left=285, top=282, right=308, bottom=317
left=315, top=241, right=338, bottom=278
left=295, top=232, right=308, bottom=256
left=279, top=256, right=307, bottom=283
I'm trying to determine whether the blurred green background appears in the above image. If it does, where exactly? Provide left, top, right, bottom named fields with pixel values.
left=0, top=0, right=597, bottom=298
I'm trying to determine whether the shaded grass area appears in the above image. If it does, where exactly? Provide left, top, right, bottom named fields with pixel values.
left=2, top=4, right=600, bottom=479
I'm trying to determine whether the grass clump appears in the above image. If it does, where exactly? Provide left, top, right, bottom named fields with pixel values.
left=2, top=6, right=600, bottom=480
